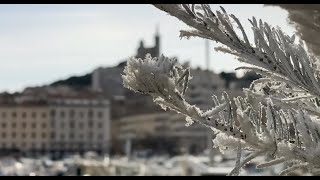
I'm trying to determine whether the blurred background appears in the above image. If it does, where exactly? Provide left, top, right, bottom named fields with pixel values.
left=0, top=4, right=317, bottom=176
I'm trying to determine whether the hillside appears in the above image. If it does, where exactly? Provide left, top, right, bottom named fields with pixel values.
left=50, top=73, right=92, bottom=87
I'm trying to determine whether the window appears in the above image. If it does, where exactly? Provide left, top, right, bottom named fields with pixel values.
left=42, top=112, right=47, bottom=118
left=79, top=122, right=84, bottom=129
left=11, top=132, right=16, bottom=138
left=60, top=134, right=65, bottom=140
left=1, top=143, right=5, bottom=148
left=69, top=121, right=75, bottom=128
left=98, top=134, right=103, bottom=140
left=79, top=134, right=83, bottom=139
left=61, top=122, right=65, bottom=128
left=32, top=112, right=36, bottom=118
left=88, top=132, right=93, bottom=139
left=50, top=120, right=55, bottom=128
left=97, top=111, right=104, bottom=118
left=31, top=132, right=36, bottom=138
left=155, top=126, right=167, bottom=131
left=2, top=132, right=6, bottom=138
left=22, top=122, right=27, bottom=128
left=42, top=133, right=46, bottom=138
left=50, top=132, right=55, bottom=139
left=69, top=133, right=74, bottom=139
left=42, top=123, right=47, bottom=128
left=1, top=122, right=6, bottom=128
left=202, top=84, right=208, bottom=88
left=88, top=110, right=93, bottom=118
left=2, top=112, right=6, bottom=118
left=22, top=133, right=26, bottom=138
left=32, top=122, right=36, bottom=128
left=190, top=93, right=200, bottom=98
left=50, top=109, right=55, bottom=118
left=189, top=85, right=196, bottom=90
left=88, top=120, right=94, bottom=128
left=12, top=112, right=17, bottom=118
left=98, top=122, right=104, bottom=128
left=79, top=111, right=84, bottom=118
left=12, top=122, right=16, bottom=128
left=22, top=112, right=27, bottom=118
left=60, top=111, right=65, bottom=118
left=69, top=110, right=75, bottom=118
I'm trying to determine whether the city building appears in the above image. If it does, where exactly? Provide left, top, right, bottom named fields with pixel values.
left=186, top=68, right=226, bottom=109
left=0, top=86, right=111, bottom=155
left=113, top=111, right=208, bottom=155
left=0, top=105, right=50, bottom=154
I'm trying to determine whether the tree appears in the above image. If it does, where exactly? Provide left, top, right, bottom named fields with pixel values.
left=122, top=4, right=320, bottom=175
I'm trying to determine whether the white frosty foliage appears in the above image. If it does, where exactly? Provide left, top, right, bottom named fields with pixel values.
left=122, top=4, right=320, bottom=176
left=213, top=133, right=247, bottom=153
left=122, top=54, right=245, bottom=136
left=122, top=54, right=181, bottom=97
left=185, top=117, right=194, bottom=127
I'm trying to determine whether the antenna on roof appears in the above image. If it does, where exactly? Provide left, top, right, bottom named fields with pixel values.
left=156, top=23, right=160, bottom=36
left=205, top=39, right=210, bottom=71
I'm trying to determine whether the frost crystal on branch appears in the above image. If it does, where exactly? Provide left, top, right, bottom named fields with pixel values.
left=122, top=4, right=320, bottom=175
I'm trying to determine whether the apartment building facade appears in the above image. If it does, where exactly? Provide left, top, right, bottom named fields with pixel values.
left=0, top=87, right=111, bottom=155
left=48, top=98, right=110, bottom=154
left=0, top=106, right=50, bottom=152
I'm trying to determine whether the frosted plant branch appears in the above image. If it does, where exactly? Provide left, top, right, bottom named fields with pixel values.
left=153, top=4, right=320, bottom=99
left=122, top=53, right=320, bottom=175
left=122, top=4, right=320, bottom=175
left=122, top=54, right=246, bottom=139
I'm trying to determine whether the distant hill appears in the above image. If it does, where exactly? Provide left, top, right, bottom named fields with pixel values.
left=49, top=61, right=126, bottom=88
left=50, top=73, right=92, bottom=87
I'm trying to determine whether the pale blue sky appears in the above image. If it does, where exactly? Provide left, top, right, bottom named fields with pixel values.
left=0, top=4, right=296, bottom=92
